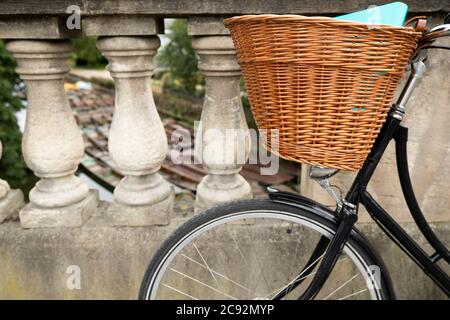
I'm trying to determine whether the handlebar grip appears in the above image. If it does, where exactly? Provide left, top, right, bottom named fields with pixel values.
left=445, top=12, right=450, bottom=24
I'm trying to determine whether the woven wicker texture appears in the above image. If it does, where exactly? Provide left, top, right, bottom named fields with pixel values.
left=225, top=15, right=422, bottom=170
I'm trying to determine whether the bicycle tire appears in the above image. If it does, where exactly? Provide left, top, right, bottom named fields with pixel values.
left=139, top=199, right=393, bottom=300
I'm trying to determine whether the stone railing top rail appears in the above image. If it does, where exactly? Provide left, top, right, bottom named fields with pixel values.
left=0, top=0, right=448, bottom=16
left=1, top=0, right=448, bottom=38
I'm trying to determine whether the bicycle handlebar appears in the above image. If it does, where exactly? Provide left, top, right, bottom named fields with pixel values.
left=422, top=24, right=450, bottom=41
left=401, top=15, right=450, bottom=107
left=411, top=19, right=450, bottom=62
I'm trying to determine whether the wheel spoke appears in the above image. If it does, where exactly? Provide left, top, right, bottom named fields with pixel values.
left=226, top=223, right=271, bottom=297
left=193, top=243, right=221, bottom=289
left=249, top=219, right=281, bottom=296
left=162, top=283, right=199, bottom=300
left=338, top=288, right=369, bottom=300
left=169, top=268, right=238, bottom=300
left=265, top=257, right=350, bottom=299
left=180, top=253, right=255, bottom=294
left=226, top=224, right=249, bottom=267
left=265, top=252, right=326, bottom=299
left=322, top=273, right=360, bottom=300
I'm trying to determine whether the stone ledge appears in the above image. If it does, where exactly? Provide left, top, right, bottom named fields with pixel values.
left=1, top=2, right=447, bottom=39
left=85, top=15, right=164, bottom=36
left=0, top=16, right=81, bottom=39
left=0, top=200, right=447, bottom=299
left=0, top=0, right=448, bottom=16
left=107, top=192, right=174, bottom=227
left=187, top=17, right=229, bottom=36
left=19, top=190, right=98, bottom=228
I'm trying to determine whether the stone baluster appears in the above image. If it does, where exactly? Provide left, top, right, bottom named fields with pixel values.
left=96, top=36, right=173, bottom=226
left=0, top=140, right=24, bottom=223
left=189, top=18, right=252, bottom=213
left=6, top=40, right=98, bottom=228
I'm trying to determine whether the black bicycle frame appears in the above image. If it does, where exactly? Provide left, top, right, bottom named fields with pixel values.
left=288, top=56, right=450, bottom=299
left=277, top=112, right=450, bottom=299
left=345, top=113, right=450, bottom=296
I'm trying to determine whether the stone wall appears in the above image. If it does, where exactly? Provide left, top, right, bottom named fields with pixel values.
left=0, top=203, right=448, bottom=299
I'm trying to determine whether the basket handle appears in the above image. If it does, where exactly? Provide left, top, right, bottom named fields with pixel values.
left=404, top=16, right=428, bottom=33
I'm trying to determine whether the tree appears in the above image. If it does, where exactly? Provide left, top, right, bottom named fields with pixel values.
left=0, top=40, right=27, bottom=188
left=71, top=36, right=107, bottom=68
left=157, top=19, right=204, bottom=95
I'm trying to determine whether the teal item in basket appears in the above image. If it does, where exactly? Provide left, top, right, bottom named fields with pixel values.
left=336, top=2, right=409, bottom=112
left=336, top=2, right=408, bottom=27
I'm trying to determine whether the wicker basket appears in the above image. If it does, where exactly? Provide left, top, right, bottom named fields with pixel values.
left=225, top=15, right=422, bottom=170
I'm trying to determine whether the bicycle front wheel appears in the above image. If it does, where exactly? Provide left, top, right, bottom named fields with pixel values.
left=140, top=199, right=391, bottom=300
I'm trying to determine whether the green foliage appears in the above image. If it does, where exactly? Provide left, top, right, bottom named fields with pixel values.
left=157, top=19, right=204, bottom=95
left=0, top=40, right=27, bottom=187
left=70, top=36, right=107, bottom=68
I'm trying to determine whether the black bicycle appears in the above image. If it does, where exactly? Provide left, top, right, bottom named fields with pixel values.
left=139, top=16, right=450, bottom=300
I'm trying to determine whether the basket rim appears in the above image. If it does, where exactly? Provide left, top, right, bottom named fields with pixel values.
left=224, top=14, right=421, bottom=34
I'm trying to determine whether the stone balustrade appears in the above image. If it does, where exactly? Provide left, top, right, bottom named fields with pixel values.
left=96, top=36, right=174, bottom=226
left=0, top=0, right=449, bottom=228
left=190, top=23, right=252, bottom=213
left=6, top=40, right=98, bottom=228
left=0, top=0, right=448, bottom=301
left=0, top=3, right=256, bottom=228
